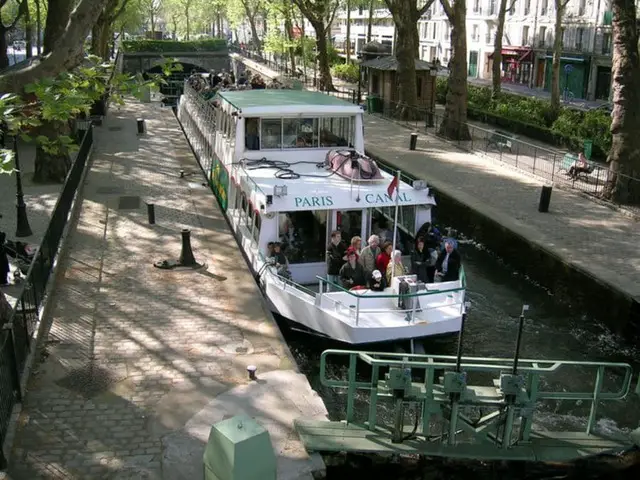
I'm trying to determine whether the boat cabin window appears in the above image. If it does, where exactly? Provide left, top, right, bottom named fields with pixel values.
left=246, top=117, right=260, bottom=150
left=252, top=212, right=261, bottom=242
left=240, top=193, right=249, bottom=224
left=277, top=210, right=326, bottom=264
left=371, top=207, right=416, bottom=253
left=245, top=116, right=356, bottom=151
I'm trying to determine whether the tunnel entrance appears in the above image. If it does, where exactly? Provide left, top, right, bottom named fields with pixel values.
left=145, top=62, right=208, bottom=106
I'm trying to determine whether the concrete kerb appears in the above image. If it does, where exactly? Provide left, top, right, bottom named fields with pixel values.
left=1, top=134, right=95, bottom=467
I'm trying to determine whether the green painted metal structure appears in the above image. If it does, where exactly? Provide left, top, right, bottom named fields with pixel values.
left=295, top=350, right=640, bottom=462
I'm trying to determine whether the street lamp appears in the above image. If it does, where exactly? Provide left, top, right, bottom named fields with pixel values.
left=427, top=60, right=439, bottom=128
left=12, top=136, right=32, bottom=238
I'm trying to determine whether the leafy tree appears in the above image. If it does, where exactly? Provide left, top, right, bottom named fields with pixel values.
left=240, top=0, right=265, bottom=52
left=384, top=0, right=433, bottom=117
left=92, top=0, right=132, bottom=60
left=491, top=0, right=516, bottom=98
left=438, top=0, right=470, bottom=140
left=605, top=0, right=640, bottom=204
left=139, top=0, right=162, bottom=35
left=292, top=0, right=340, bottom=91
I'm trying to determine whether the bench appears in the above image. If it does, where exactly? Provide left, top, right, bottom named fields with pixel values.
left=560, top=153, right=608, bottom=183
left=486, top=130, right=516, bottom=153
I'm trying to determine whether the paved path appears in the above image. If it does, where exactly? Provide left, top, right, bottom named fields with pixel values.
left=7, top=100, right=326, bottom=480
left=0, top=143, right=68, bottom=306
left=362, top=114, right=640, bottom=303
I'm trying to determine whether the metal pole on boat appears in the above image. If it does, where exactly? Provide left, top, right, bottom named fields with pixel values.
left=455, top=302, right=471, bottom=373
left=390, top=170, right=401, bottom=280
left=512, top=304, right=529, bottom=375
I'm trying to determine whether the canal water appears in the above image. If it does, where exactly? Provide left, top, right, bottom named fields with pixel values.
left=279, top=237, right=640, bottom=477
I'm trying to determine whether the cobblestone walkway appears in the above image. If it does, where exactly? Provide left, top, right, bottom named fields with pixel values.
left=7, top=101, right=324, bottom=479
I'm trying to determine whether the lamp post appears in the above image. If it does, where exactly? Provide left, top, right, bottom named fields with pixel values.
left=427, top=60, right=438, bottom=128
left=12, top=136, right=33, bottom=238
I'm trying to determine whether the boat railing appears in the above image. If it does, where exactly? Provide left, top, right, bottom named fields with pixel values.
left=316, top=275, right=466, bottom=326
left=233, top=164, right=268, bottom=198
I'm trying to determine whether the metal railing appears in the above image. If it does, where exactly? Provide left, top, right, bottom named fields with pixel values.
left=234, top=50, right=640, bottom=212
left=319, top=349, right=634, bottom=445
left=0, top=126, right=93, bottom=467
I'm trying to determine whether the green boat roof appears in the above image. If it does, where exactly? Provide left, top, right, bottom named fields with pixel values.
left=217, top=89, right=355, bottom=110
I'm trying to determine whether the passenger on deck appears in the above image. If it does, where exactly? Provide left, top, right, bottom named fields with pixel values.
left=386, top=250, right=406, bottom=284
left=359, top=235, right=380, bottom=275
left=350, top=236, right=362, bottom=255
left=435, top=240, right=461, bottom=282
left=245, top=118, right=260, bottom=150
left=326, top=230, right=346, bottom=291
left=339, top=247, right=366, bottom=289
left=375, top=241, right=393, bottom=275
left=368, top=269, right=386, bottom=292
left=271, top=242, right=291, bottom=279
left=411, top=236, right=430, bottom=283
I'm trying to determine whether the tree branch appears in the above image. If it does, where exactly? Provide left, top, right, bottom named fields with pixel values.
left=111, top=0, right=131, bottom=21
left=418, top=0, right=436, bottom=18
left=440, top=0, right=454, bottom=20
left=0, top=0, right=109, bottom=93
left=5, top=0, right=28, bottom=30
left=324, top=0, right=340, bottom=35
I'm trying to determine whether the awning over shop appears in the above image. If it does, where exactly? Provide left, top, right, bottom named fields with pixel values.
left=543, top=55, right=586, bottom=62
left=488, top=47, right=533, bottom=63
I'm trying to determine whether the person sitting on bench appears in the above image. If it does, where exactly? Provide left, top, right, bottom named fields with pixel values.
left=567, top=152, right=592, bottom=179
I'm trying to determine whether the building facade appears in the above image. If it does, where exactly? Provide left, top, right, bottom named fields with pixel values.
left=333, top=8, right=396, bottom=57
left=335, top=0, right=616, bottom=101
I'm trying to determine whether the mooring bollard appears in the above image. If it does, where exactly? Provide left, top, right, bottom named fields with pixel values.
left=179, top=169, right=185, bottom=178
left=179, top=229, right=197, bottom=266
left=147, top=203, right=155, bottom=225
left=137, top=118, right=145, bottom=135
left=409, top=132, right=418, bottom=151
left=538, top=185, right=553, bottom=213
left=247, top=365, right=257, bottom=381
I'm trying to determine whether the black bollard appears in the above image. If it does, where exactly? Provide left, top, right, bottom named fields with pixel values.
left=179, top=229, right=197, bottom=266
left=147, top=203, right=155, bottom=225
left=137, top=118, right=145, bottom=135
left=538, top=185, right=553, bottom=213
left=409, top=132, right=418, bottom=151
left=179, top=170, right=185, bottom=178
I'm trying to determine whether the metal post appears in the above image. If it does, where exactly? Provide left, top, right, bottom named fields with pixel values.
left=355, top=296, right=360, bottom=325
left=179, top=229, right=197, bottom=266
left=147, top=203, right=155, bottom=224
left=512, top=305, right=529, bottom=375
left=13, top=137, right=33, bottom=238
left=455, top=305, right=470, bottom=373
left=357, top=65, right=362, bottom=104
left=137, top=118, right=145, bottom=134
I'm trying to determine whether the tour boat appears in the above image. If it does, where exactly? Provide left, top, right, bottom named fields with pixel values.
left=177, top=85, right=466, bottom=345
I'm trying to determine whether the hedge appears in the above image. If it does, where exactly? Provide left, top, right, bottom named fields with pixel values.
left=122, top=39, right=228, bottom=53
left=435, top=77, right=612, bottom=159
left=331, top=63, right=359, bottom=83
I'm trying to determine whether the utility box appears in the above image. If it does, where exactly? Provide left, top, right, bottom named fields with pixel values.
left=203, top=415, right=277, bottom=480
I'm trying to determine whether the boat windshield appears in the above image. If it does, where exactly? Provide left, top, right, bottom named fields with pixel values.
left=245, top=116, right=355, bottom=151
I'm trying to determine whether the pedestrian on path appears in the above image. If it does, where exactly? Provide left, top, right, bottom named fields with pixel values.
left=0, top=231, right=9, bottom=285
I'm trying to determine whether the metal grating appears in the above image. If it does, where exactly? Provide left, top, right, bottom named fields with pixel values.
left=56, top=363, right=120, bottom=399
left=118, top=195, right=141, bottom=210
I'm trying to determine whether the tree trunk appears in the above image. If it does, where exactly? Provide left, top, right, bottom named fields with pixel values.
left=25, top=1, right=33, bottom=59
left=43, top=0, right=74, bottom=54
left=185, top=12, right=191, bottom=40
left=0, top=25, right=9, bottom=69
left=36, top=0, right=42, bottom=55
left=605, top=0, right=640, bottom=204
left=284, top=11, right=297, bottom=74
left=346, top=0, right=351, bottom=61
left=550, top=0, right=565, bottom=117
left=438, top=0, right=470, bottom=140
left=367, top=0, right=374, bottom=42
left=150, top=12, right=156, bottom=36
left=491, top=0, right=508, bottom=98
left=33, top=122, right=72, bottom=184
left=312, top=23, right=335, bottom=91
left=247, top=16, right=261, bottom=52
left=388, top=0, right=419, bottom=117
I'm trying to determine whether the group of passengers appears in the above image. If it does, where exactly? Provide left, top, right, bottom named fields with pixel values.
left=186, top=68, right=287, bottom=100
left=327, top=223, right=461, bottom=291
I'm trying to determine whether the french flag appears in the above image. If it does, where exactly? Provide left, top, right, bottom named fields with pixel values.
left=387, top=175, right=398, bottom=197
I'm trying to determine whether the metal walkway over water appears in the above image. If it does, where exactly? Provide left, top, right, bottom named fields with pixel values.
left=295, top=347, right=640, bottom=462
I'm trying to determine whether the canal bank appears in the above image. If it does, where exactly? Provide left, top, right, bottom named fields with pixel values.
left=363, top=114, right=639, bottom=335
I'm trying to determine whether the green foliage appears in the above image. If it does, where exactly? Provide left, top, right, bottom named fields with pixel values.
left=122, top=39, right=228, bottom=52
left=434, top=77, right=612, bottom=158
left=331, top=63, right=359, bottom=83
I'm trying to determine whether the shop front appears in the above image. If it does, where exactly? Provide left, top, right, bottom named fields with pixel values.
left=543, top=55, right=590, bottom=100
left=487, top=47, right=533, bottom=85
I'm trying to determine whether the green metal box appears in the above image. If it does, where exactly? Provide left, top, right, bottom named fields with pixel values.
left=203, top=414, right=277, bottom=480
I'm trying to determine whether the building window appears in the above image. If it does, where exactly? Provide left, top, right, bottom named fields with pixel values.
left=576, top=28, right=584, bottom=50
left=417, top=75, right=423, bottom=97
left=579, top=0, right=586, bottom=15
left=602, top=32, right=612, bottom=54
left=473, top=0, right=480, bottom=13
left=539, top=26, right=547, bottom=47
left=489, top=0, right=496, bottom=15
left=472, top=24, right=479, bottom=42
left=509, top=0, right=516, bottom=15
left=541, top=0, right=548, bottom=15
left=524, top=0, right=530, bottom=15
left=561, top=27, right=566, bottom=47
left=522, top=26, right=529, bottom=45
left=444, top=21, right=450, bottom=40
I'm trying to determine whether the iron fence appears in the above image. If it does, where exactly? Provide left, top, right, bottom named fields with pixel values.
left=0, top=126, right=94, bottom=468
left=232, top=50, right=639, bottom=212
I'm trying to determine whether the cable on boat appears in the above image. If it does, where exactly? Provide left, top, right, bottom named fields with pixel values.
left=236, top=150, right=381, bottom=181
